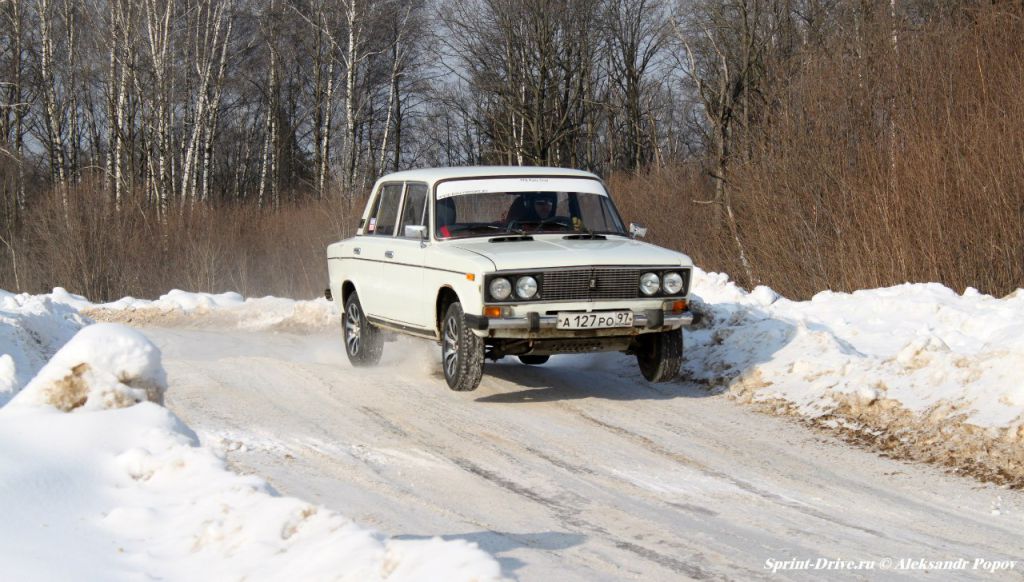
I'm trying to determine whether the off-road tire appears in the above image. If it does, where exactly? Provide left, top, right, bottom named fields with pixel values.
left=636, top=329, right=683, bottom=382
left=518, top=355, right=550, bottom=365
left=343, top=292, right=383, bottom=367
left=441, top=302, right=485, bottom=391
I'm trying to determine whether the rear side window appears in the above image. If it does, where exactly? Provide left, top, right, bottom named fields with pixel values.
left=368, top=183, right=402, bottom=236
left=399, top=183, right=428, bottom=237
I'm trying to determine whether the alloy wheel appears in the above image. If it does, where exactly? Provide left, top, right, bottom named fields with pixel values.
left=443, top=315, right=459, bottom=378
left=345, top=302, right=362, bottom=355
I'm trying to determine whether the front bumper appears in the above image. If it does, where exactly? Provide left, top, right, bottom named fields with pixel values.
left=465, top=309, right=697, bottom=333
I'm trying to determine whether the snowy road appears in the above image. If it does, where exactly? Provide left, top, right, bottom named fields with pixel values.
left=148, top=326, right=1023, bottom=581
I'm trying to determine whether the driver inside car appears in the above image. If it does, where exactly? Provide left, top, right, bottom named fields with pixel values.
left=506, top=192, right=557, bottom=225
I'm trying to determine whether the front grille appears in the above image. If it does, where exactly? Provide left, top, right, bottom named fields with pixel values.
left=541, top=268, right=643, bottom=301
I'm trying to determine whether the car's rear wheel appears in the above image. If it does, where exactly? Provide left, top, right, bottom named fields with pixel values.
left=518, top=355, right=550, bottom=365
left=343, top=292, right=383, bottom=367
left=635, top=329, right=683, bottom=382
left=441, top=302, right=485, bottom=391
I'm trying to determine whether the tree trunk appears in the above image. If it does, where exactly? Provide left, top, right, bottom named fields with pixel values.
left=37, top=0, right=68, bottom=195
left=114, top=13, right=131, bottom=211
left=144, top=0, right=174, bottom=216
left=259, top=36, right=279, bottom=209
left=6, top=0, right=26, bottom=210
left=202, top=16, right=232, bottom=202
left=319, top=60, right=334, bottom=198
left=62, top=0, right=79, bottom=184
left=344, top=0, right=359, bottom=188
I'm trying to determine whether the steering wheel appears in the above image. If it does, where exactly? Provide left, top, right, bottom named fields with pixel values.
left=535, top=216, right=572, bottom=231
left=505, top=219, right=525, bottom=234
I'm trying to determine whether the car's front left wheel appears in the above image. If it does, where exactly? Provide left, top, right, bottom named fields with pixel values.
left=343, top=292, right=383, bottom=367
left=441, top=302, right=485, bottom=391
left=635, top=329, right=683, bottom=382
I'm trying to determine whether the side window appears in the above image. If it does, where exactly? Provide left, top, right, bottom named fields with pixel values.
left=369, top=183, right=402, bottom=236
left=399, top=183, right=428, bottom=237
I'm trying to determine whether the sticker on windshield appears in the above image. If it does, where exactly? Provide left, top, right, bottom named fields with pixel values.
left=437, top=177, right=607, bottom=199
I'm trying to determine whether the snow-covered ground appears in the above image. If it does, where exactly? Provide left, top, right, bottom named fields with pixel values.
left=687, top=273, right=1024, bottom=430
left=0, top=291, right=501, bottom=581
left=66, top=288, right=338, bottom=333
left=682, top=273, right=1024, bottom=484
left=3, top=269, right=1023, bottom=579
left=78, top=270, right=1024, bottom=484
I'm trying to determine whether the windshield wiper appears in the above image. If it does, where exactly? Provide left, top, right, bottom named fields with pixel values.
left=530, top=216, right=575, bottom=233
left=460, top=223, right=522, bottom=235
left=557, top=219, right=604, bottom=239
left=563, top=233, right=606, bottom=240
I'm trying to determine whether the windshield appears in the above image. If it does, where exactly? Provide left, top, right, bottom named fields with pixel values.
left=434, top=189, right=627, bottom=239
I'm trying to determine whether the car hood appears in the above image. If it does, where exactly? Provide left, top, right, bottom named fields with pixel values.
left=448, top=236, right=691, bottom=271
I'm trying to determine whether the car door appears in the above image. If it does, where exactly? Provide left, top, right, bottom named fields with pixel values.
left=379, top=182, right=430, bottom=330
left=354, top=182, right=403, bottom=317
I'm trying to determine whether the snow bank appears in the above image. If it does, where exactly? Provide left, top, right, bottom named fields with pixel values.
left=74, top=289, right=338, bottom=333
left=0, top=404, right=501, bottom=581
left=685, top=270, right=1024, bottom=484
left=0, top=293, right=501, bottom=580
left=0, top=289, right=90, bottom=405
left=10, top=323, right=166, bottom=411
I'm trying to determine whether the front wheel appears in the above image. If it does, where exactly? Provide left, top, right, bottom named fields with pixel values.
left=635, top=329, right=683, bottom=382
left=343, top=292, right=383, bottom=366
left=441, top=302, right=485, bottom=391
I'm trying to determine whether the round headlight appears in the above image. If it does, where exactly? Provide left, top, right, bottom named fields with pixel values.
left=639, top=272, right=660, bottom=296
left=515, top=276, right=538, bottom=299
left=489, top=277, right=512, bottom=300
left=662, top=272, right=683, bottom=294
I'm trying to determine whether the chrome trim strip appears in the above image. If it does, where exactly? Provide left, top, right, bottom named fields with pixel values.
left=366, top=316, right=438, bottom=339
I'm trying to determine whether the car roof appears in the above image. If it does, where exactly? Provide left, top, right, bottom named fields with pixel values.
left=373, top=166, right=601, bottom=187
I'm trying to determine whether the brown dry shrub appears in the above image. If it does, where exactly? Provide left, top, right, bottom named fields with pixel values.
left=13, top=180, right=367, bottom=301
left=731, top=5, right=1024, bottom=298
left=612, top=4, right=1024, bottom=299
left=607, top=165, right=740, bottom=277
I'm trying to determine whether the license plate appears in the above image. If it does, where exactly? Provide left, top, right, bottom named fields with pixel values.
left=556, top=311, right=634, bottom=330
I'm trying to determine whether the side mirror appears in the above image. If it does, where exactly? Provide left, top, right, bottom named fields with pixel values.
left=629, top=223, right=648, bottom=239
left=405, top=224, right=428, bottom=240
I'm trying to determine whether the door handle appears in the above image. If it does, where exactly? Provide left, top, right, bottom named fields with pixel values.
left=353, top=247, right=361, bottom=255
left=384, top=250, right=395, bottom=259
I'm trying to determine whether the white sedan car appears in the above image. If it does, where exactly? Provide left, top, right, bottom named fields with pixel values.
left=326, top=167, right=696, bottom=391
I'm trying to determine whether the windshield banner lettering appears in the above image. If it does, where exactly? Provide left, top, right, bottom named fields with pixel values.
left=437, top=177, right=607, bottom=199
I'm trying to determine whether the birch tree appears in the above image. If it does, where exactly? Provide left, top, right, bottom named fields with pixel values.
left=104, top=0, right=133, bottom=210
left=258, top=0, right=281, bottom=208
left=1, top=0, right=28, bottom=210
left=439, top=0, right=601, bottom=167
left=179, top=0, right=233, bottom=207
left=142, top=0, right=174, bottom=214
left=342, top=0, right=366, bottom=187
left=673, top=0, right=772, bottom=285
left=603, top=0, right=668, bottom=170
left=36, top=0, right=68, bottom=192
